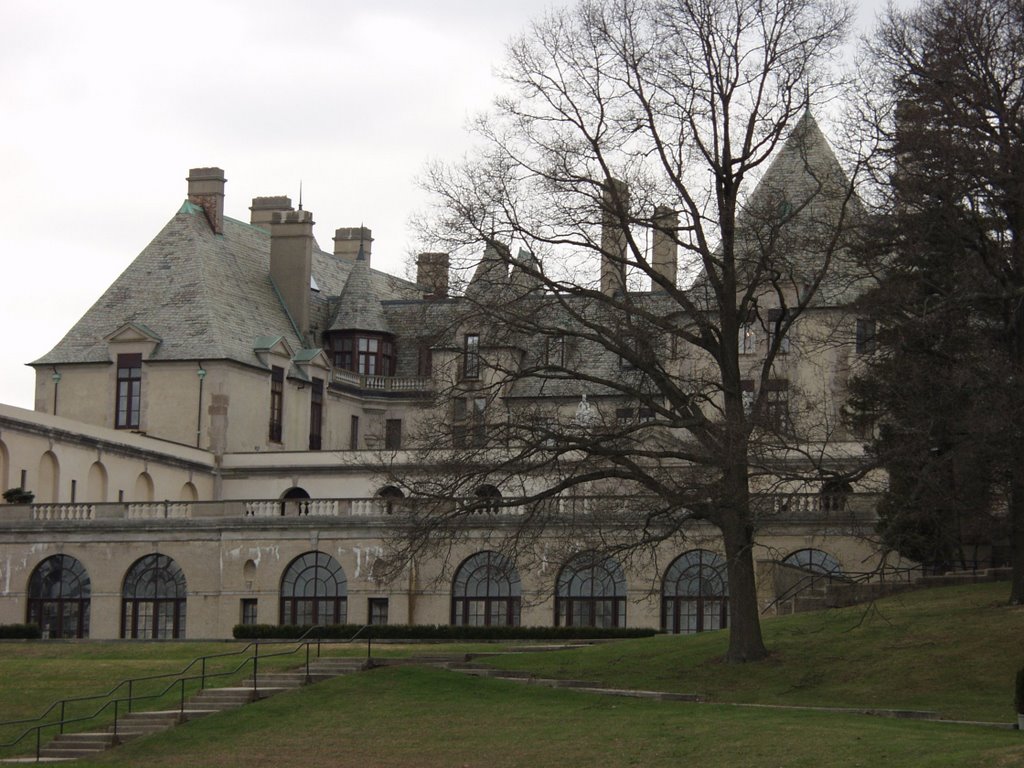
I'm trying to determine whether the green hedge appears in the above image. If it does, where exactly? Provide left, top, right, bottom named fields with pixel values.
left=0, top=624, right=43, bottom=639
left=233, top=623, right=657, bottom=641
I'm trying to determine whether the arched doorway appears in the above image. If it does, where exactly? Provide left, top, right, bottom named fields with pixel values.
left=121, top=554, right=187, bottom=639
left=662, top=550, right=728, bottom=634
left=782, top=548, right=843, bottom=576
left=555, top=552, right=626, bottom=628
left=27, top=555, right=91, bottom=638
left=451, top=551, right=521, bottom=626
left=279, top=551, right=347, bottom=625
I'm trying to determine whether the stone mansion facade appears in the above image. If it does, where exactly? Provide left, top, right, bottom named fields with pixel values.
left=0, top=117, right=888, bottom=639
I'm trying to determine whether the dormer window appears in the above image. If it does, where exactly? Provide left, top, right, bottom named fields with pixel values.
left=115, top=354, right=142, bottom=429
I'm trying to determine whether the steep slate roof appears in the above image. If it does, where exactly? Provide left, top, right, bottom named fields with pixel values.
left=34, top=202, right=420, bottom=369
left=687, top=110, right=862, bottom=307
left=464, top=242, right=511, bottom=302
left=327, top=246, right=392, bottom=334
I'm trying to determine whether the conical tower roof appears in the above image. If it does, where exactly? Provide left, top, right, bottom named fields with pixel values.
left=328, top=241, right=392, bottom=334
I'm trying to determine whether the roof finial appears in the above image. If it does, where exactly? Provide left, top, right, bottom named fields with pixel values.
left=357, top=222, right=366, bottom=261
left=298, top=180, right=304, bottom=212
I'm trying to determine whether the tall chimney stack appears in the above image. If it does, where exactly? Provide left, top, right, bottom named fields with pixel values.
left=600, top=178, right=629, bottom=296
left=652, top=206, right=678, bottom=289
left=250, top=196, right=294, bottom=232
left=334, top=227, right=373, bottom=265
left=187, top=167, right=227, bottom=235
left=416, top=252, right=450, bottom=299
left=270, top=210, right=315, bottom=339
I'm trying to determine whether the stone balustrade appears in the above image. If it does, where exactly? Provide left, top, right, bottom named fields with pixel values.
left=0, top=492, right=878, bottom=526
left=330, top=369, right=433, bottom=393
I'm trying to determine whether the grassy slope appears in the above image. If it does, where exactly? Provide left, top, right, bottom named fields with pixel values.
left=485, top=582, right=1024, bottom=722
left=1, top=583, right=1022, bottom=767
left=68, top=667, right=1024, bottom=768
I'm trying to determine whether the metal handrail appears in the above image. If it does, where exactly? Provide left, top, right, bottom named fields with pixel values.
left=0, top=624, right=371, bottom=761
left=762, top=564, right=929, bottom=614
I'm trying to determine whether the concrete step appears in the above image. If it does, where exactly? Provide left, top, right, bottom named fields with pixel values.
left=39, top=732, right=117, bottom=758
left=116, top=711, right=182, bottom=725
left=250, top=673, right=309, bottom=687
left=307, top=659, right=369, bottom=672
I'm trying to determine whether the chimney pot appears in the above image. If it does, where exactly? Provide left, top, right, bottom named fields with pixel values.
left=653, top=205, right=678, bottom=289
left=333, top=226, right=373, bottom=265
left=600, top=178, right=629, bottom=296
left=416, top=252, right=450, bottom=299
left=250, top=196, right=294, bottom=231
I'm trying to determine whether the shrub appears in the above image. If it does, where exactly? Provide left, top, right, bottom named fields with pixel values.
left=0, top=624, right=43, bottom=639
left=2, top=488, right=35, bottom=504
left=233, top=623, right=657, bottom=641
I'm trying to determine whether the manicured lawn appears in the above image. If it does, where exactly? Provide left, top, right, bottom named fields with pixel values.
left=1, top=582, right=1022, bottom=766
left=65, top=667, right=1024, bottom=768
left=483, top=581, right=1024, bottom=722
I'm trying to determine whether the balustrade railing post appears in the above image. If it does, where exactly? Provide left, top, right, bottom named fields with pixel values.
left=128, top=680, right=133, bottom=714
left=201, top=658, right=207, bottom=690
left=59, top=701, right=65, bottom=734
left=180, top=679, right=185, bottom=717
left=35, top=726, right=41, bottom=762
left=113, top=699, right=119, bottom=740
left=305, top=643, right=311, bottom=683
left=253, top=643, right=259, bottom=696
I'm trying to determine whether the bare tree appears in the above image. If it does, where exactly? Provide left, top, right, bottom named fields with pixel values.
left=391, top=0, right=859, bottom=662
left=850, top=0, right=1024, bottom=601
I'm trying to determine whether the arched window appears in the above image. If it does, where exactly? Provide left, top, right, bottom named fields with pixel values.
left=121, top=554, right=187, bottom=639
left=28, top=555, right=91, bottom=638
left=473, top=484, right=501, bottom=514
left=662, top=550, right=728, bottom=635
left=820, top=480, right=852, bottom=513
left=555, top=552, right=626, bottom=628
left=782, top=548, right=843, bottom=576
left=281, top=487, right=311, bottom=516
left=378, top=487, right=405, bottom=518
left=280, top=551, right=347, bottom=626
left=451, top=551, right=521, bottom=627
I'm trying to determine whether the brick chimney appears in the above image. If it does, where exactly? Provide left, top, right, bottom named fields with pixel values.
left=270, top=210, right=315, bottom=339
left=416, top=252, right=450, bottom=299
left=600, top=178, right=628, bottom=296
left=652, top=206, right=678, bottom=289
left=187, top=167, right=227, bottom=235
left=334, top=227, right=373, bottom=266
left=250, top=196, right=294, bottom=232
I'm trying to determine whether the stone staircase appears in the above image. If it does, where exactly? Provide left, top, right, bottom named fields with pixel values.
left=32, top=656, right=370, bottom=760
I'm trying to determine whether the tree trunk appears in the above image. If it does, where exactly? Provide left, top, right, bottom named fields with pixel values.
left=1010, top=445, right=1024, bottom=605
left=718, top=455, right=769, bottom=662
left=721, top=513, right=769, bottom=662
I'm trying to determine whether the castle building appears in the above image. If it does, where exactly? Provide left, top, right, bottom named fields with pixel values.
left=0, top=117, right=886, bottom=639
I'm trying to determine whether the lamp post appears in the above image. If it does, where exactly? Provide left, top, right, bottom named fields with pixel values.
left=196, top=365, right=206, bottom=447
left=51, top=369, right=61, bottom=415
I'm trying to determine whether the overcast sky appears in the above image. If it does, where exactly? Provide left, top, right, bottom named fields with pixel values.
left=0, top=0, right=899, bottom=410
